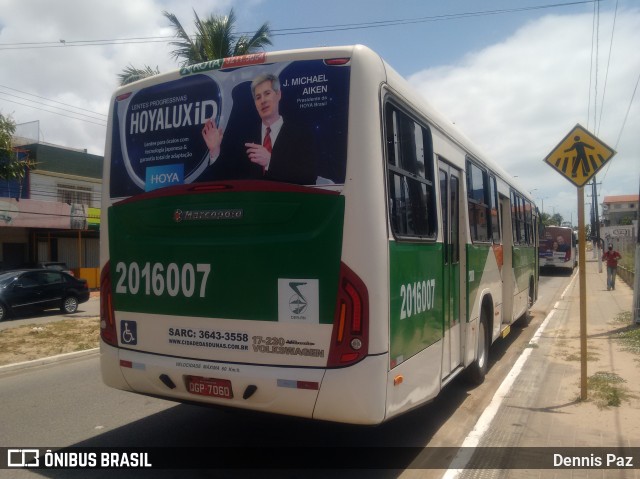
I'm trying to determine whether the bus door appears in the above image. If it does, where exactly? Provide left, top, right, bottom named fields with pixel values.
left=500, top=194, right=514, bottom=323
left=439, top=164, right=463, bottom=378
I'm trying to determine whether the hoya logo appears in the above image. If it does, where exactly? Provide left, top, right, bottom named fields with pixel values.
left=145, top=164, right=184, bottom=191
left=151, top=172, right=180, bottom=184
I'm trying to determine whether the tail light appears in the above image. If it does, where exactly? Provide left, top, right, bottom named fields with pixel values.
left=100, top=262, right=118, bottom=346
left=327, top=262, right=369, bottom=367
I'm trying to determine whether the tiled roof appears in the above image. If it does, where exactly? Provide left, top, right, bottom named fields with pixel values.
left=602, top=194, right=639, bottom=203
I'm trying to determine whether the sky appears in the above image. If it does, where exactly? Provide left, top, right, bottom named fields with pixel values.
left=0, top=0, right=638, bottom=225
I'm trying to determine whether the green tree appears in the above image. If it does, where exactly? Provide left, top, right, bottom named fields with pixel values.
left=540, top=212, right=552, bottom=227
left=118, top=65, right=161, bottom=87
left=0, top=113, right=33, bottom=189
left=550, top=213, right=563, bottom=226
left=119, top=8, right=272, bottom=85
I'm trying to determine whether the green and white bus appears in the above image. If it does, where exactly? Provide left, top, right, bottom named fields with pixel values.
left=100, top=45, right=538, bottom=425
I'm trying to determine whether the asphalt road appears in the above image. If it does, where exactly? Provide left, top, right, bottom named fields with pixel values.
left=0, top=272, right=573, bottom=479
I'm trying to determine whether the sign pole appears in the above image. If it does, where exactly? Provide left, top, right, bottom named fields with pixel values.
left=542, top=123, right=616, bottom=401
left=577, top=186, right=587, bottom=400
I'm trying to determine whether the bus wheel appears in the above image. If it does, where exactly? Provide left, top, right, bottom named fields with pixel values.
left=466, top=313, right=489, bottom=385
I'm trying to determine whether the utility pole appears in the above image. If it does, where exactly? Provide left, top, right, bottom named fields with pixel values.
left=634, top=176, right=640, bottom=324
left=594, top=176, right=602, bottom=272
left=587, top=177, right=603, bottom=270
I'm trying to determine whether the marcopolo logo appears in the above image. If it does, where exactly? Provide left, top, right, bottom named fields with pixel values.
left=173, top=208, right=243, bottom=222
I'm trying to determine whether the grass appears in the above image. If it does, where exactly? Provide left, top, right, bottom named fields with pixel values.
left=0, top=317, right=99, bottom=366
left=586, top=371, right=632, bottom=408
left=564, top=351, right=599, bottom=362
left=583, top=312, right=640, bottom=407
left=612, top=311, right=640, bottom=358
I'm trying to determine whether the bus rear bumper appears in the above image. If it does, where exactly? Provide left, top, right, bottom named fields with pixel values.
left=100, top=344, right=389, bottom=424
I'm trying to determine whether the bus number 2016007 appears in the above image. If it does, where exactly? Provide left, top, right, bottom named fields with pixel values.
left=400, top=279, right=436, bottom=320
left=114, top=262, right=211, bottom=298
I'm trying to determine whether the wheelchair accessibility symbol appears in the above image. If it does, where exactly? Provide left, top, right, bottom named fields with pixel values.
left=121, top=321, right=137, bottom=345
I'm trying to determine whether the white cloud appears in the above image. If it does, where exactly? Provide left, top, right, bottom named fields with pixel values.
left=0, top=0, right=231, bottom=153
left=409, top=9, right=640, bottom=222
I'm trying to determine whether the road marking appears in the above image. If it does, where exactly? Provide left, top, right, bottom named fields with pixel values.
left=443, top=270, right=579, bottom=476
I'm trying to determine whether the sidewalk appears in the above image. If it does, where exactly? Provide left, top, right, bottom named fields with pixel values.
left=456, top=260, right=640, bottom=477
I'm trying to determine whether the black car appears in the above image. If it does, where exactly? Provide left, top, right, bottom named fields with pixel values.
left=0, top=269, right=90, bottom=321
left=38, top=262, right=75, bottom=276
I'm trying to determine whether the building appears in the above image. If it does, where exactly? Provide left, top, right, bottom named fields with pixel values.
left=601, top=194, right=639, bottom=227
left=1, top=137, right=102, bottom=286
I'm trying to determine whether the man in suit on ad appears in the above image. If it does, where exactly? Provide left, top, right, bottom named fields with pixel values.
left=202, top=73, right=316, bottom=185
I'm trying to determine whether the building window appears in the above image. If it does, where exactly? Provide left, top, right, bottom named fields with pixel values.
left=57, top=184, right=91, bottom=205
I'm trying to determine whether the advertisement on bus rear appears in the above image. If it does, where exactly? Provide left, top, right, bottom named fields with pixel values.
left=540, top=227, right=573, bottom=264
left=109, top=58, right=350, bottom=198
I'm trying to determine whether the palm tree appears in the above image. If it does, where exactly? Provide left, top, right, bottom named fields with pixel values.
left=117, top=64, right=161, bottom=86
left=119, top=8, right=272, bottom=85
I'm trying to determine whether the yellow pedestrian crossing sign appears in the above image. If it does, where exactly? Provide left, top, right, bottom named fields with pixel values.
left=543, top=124, right=616, bottom=187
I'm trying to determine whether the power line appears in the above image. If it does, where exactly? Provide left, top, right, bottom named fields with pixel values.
left=587, top=0, right=599, bottom=131
left=0, top=91, right=106, bottom=122
left=0, top=1, right=612, bottom=137
left=0, top=1, right=600, bottom=50
left=0, top=82, right=108, bottom=127
left=600, top=66, right=640, bottom=183
left=596, top=0, right=618, bottom=135
left=0, top=96, right=107, bottom=127
left=614, top=68, right=640, bottom=150
left=0, top=84, right=107, bottom=118
left=0, top=85, right=107, bottom=129
left=0, top=37, right=171, bottom=51
left=271, top=1, right=601, bottom=35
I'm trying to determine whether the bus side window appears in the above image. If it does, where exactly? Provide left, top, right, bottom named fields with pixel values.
left=385, top=102, right=436, bottom=239
left=511, top=191, right=520, bottom=244
left=489, top=175, right=501, bottom=243
left=466, top=160, right=490, bottom=243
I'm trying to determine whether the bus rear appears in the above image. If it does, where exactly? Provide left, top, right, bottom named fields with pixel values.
left=539, top=225, right=576, bottom=272
left=100, top=47, right=389, bottom=424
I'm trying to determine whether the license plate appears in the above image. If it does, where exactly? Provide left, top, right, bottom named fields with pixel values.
left=186, top=376, right=233, bottom=399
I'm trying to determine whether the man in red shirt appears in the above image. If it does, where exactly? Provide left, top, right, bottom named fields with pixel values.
left=602, top=244, right=622, bottom=290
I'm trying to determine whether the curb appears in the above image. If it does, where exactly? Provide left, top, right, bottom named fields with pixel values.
left=0, top=348, right=99, bottom=374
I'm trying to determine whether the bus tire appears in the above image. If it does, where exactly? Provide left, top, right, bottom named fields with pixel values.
left=466, top=312, right=489, bottom=385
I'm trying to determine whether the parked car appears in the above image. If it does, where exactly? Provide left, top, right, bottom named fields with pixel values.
left=38, top=262, right=75, bottom=276
left=0, top=269, right=90, bottom=321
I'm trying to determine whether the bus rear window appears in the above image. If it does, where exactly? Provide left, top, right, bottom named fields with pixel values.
left=108, top=59, right=351, bottom=198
